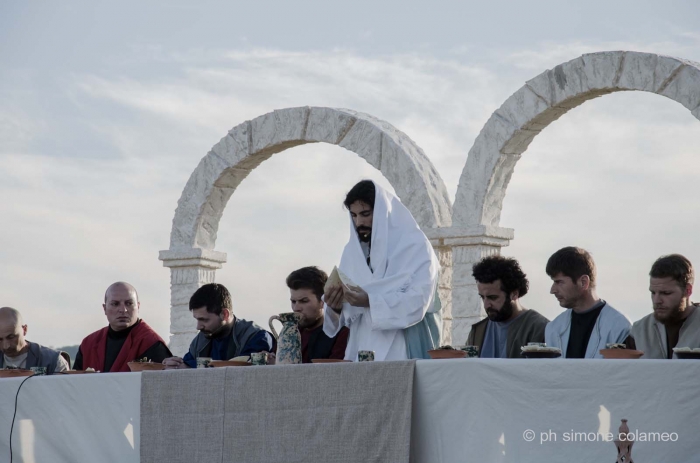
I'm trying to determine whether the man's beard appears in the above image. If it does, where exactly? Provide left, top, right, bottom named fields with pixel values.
left=486, top=299, right=514, bottom=322
left=653, top=300, right=686, bottom=324
left=356, top=226, right=372, bottom=243
left=202, top=321, right=229, bottom=339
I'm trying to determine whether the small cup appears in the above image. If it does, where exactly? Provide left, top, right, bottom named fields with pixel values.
left=358, top=350, right=375, bottom=362
left=460, top=345, right=479, bottom=358
left=250, top=352, right=268, bottom=366
left=196, top=357, right=212, bottom=369
left=527, top=342, right=546, bottom=347
left=30, top=366, right=47, bottom=376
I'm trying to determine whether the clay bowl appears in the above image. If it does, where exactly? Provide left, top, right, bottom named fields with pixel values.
left=311, top=359, right=352, bottom=364
left=127, top=362, right=165, bottom=372
left=427, top=349, right=468, bottom=359
left=674, top=351, right=700, bottom=360
left=599, top=349, right=644, bottom=359
left=522, top=351, right=561, bottom=359
left=209, top=360, right=252, bottom=367
left=0, top=369, right=35, bottom=378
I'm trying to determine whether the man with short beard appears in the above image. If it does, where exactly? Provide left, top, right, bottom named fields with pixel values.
left=163, top=283, right=273, bottom=369
left=545, top=247, right=630, bottom=358
left=629, top=254, right=700, bottom=359
left=285, top=267, right=348, bottom=363
left=467, top=256, right=549, bottom=358
left=324, top=180, right=441, bottom=361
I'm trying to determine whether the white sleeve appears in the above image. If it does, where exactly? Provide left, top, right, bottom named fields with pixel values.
left=55, top=354, right=70, bottom=372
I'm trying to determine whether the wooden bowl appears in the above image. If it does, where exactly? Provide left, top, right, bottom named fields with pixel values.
left=311, top=359, right=352, bottom=364
left=0, top=369, right=35, bottom=378
left=427, top=349, right=468, bottom=359
left=599, top=349, right=644, bottom=359
left=209, top=360, right=252, bottom=367
left=127, top=362, right=165, bottom=372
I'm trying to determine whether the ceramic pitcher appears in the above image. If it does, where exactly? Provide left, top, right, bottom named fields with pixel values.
left=269, top=312, right=302, bottom=364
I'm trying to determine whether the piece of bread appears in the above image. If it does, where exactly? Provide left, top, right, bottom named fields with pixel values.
left=324, top=266, right=343, bottom=294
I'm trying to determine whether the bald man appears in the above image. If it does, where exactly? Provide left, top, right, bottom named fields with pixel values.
left=0, top=307, right=69, bottom=374
left=73, top=282, right=171, bottom=372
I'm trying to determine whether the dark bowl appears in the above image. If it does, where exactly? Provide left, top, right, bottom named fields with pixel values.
left=522, top=351, right=561, bottom=359
left=675, top=351, right=700, bottom=360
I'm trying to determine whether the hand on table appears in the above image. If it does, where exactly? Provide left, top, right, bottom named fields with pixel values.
left=162, top=357, right=189, bottom=369
left=267, top=353, right=276, bottom=365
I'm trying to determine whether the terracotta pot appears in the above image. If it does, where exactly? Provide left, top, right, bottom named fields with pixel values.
left=427, top=349, right=468, bottom=359
left=599, top=349, right=644, bottom=359
left=127, top=362, right=165, bottom=372
left=209, top=360, right=252, bottom=367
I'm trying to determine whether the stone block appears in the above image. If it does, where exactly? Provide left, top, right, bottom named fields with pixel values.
left=171, top=304, right=196, bottom=333
left=495, top=85, right=550, bottom=132
left=441, top=319, right=452, bottom=346
left=250, top=107, right=309, bottom=155
left=337, top=117, right=383, bottom=168
left=211, top=122, right=250, bottom=166
left=580, top=51, right=624, bottom=91
left=304, top=107, right=357, bottom=144
left=451, top=284, right=483, bottom=319
left=660, top=64, right=700, bottom=112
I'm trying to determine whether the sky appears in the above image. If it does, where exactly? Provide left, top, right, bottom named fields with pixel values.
left=1, top=1, right=699, bottom=351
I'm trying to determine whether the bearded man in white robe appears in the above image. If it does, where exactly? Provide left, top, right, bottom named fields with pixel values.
left=324, top=180, right=442, bottom=361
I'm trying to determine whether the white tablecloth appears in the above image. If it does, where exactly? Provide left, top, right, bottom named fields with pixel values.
left=411, top=359, right=700, bottom=463
left=1, top=360, right=698, bottom=463
left=0, top=372, right=140, bottom=463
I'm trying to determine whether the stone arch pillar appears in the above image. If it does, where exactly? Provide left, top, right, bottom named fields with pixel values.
left=447, top=51, right=700, bottom=343
left=160, top=107, right=453, bottom=354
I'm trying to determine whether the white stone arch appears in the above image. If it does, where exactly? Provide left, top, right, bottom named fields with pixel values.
left=160, top=106, right=453, bottom=353
left=444, top=51, right=700, bottom=342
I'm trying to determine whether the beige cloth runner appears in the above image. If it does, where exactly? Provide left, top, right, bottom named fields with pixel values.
left=141, top=361, right=415, bottom=463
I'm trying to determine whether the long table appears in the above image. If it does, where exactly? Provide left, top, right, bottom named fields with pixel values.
left=1, top=360, right=698, bottom=463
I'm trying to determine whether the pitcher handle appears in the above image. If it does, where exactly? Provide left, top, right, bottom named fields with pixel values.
left=268, top=315, right=280, bottom=340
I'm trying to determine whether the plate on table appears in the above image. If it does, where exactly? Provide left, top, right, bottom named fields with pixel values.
left=209, top=360, right=252, bottom=367
left=311, top=359, right=352, bottom=364
left=0, top=369, right=34, bottom=378
left=599, top=349, right=644, bottom=359
left=60, top=370, right=98, bottom=375
left=522, top=351, right=562, bottom=359
left=673, top=348, right=700, bottom=359
left=127, top=362, right=165, bottom=372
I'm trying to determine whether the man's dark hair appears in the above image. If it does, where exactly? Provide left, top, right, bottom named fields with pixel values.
left=546, top=246, right=597, bottom=286
left=344, top=180, right=375, bottom=210
left=189, top=283, right=231, bottom=315
left=472, top=256, right=529, bottom=298
left=650, top=254, right=694, bottom=289
left=286, top=266, right=328, bottom=300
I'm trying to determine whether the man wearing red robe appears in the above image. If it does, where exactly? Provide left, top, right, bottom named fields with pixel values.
left=74, top=282, right=170, bottom=372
